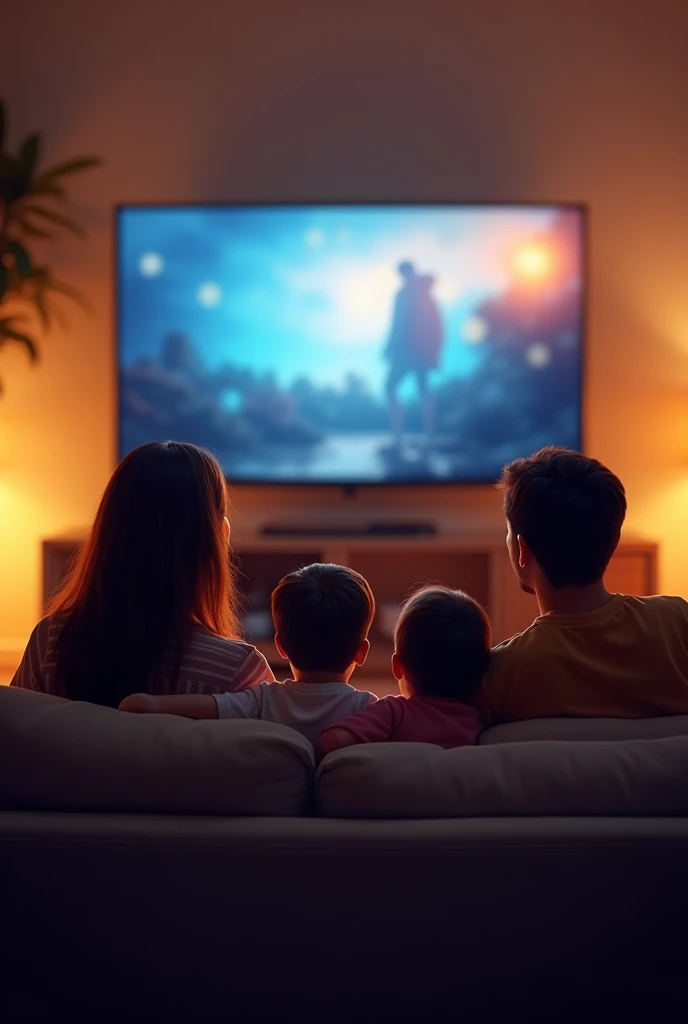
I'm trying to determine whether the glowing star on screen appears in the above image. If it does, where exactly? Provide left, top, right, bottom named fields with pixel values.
left=526, top=343, right=552, bottom=368
left=197, top=282, right=222, bottom=307
left=138, top=251, right=164, bottom=277
left=305, top=229, right=325, bottom=248
left=513, top=243, right=553, bottom=282
left=461, top=316, right=488, bottom=344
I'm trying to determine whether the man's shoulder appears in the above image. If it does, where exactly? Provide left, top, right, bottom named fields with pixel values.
left=481, top=620, right=550, bottom=691
left=620, top=594, right=688, bottom=638
left=491, top=619, right=544, bottom=658
left=625, top=593, right=688, bottom=615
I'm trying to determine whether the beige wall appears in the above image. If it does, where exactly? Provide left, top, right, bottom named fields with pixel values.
left=2, top=0, right=688, bottom=654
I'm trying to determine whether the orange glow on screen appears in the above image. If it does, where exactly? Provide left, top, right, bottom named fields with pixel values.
left=512, top=242, right=555, bottom=283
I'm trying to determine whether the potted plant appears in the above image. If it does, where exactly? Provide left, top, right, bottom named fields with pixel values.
left=0, top=98, right=101, bottom=392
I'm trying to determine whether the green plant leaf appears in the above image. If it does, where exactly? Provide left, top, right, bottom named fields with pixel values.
left=33, top=289, right=51, bottom=331
left=0, top=315, right=29, bottom=330
left=28, top=177, right=67, bottom=199
left=21, top=204, right=85, bottom=237
left=48, top=300, right=70, bottom=331
left=38, top=156, right=102, bottom=179
left=0, top=153, right=26, bottom=203
left=0, top=264, right=7, bottom=301
left=0, top=325, right=39, bottom=362
left=8, top=240, right=32, bottom=277
left=15, top=216, right=53, bottom=240
left=44, top=275, right=92, bottom=312
left=18, top=134, right=41, bottom=184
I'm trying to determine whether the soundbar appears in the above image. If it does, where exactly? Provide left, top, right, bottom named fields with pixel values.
left=260, top=521, right=437, bottom=538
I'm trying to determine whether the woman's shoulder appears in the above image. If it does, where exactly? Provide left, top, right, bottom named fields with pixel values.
left=29, top=614, right=63, bottom=650
left=183, top=627, right=275, bottom=691
left=11, top=614, right=64, bottom=690
left=187, top=627, right=262, bottom=662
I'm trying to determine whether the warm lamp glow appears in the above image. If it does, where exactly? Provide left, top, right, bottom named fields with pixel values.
left=512, top=242, right=554, bottom=282
left=0, top=472, right=44, bottom=650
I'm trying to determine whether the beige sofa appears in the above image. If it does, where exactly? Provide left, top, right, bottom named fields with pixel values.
left=2, top=686, right=688, bottom=1023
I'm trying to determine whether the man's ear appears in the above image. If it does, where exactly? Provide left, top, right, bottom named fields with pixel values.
left=353, top=638, right=370, bottom=667
left=517, top=534, right=531, bottom=569
left=391, top=651, right=404, bottom=680
left=274, top=634, right=289, bottom=661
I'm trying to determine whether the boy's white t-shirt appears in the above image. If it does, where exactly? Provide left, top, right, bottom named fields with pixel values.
left=213, top=679, right=377, bottom=747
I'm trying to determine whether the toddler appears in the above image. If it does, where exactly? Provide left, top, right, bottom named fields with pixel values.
left=320, top=585, right=487, bottom=753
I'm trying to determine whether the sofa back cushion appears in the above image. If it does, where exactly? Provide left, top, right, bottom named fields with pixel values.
left=480, top=716, right=688, bottom=744
left=0, top=686, right=314, bottom=815
left=317, top=736, right=688, bottom=818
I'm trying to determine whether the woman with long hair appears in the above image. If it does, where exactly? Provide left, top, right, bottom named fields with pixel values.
left=11, top=441, right=274, bottom=707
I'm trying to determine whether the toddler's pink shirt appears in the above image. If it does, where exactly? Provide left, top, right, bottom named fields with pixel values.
left=329, top=693, right=481, bottom=748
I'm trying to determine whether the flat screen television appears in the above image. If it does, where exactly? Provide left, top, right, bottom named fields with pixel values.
left=117, top=203, right=584, bottom=484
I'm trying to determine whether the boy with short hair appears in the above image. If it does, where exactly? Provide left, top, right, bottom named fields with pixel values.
left=321, top=586, right=486, bottom=753
left=473, top=446, right=688, bottom=724
left=120, top=563, right=377, bottom=747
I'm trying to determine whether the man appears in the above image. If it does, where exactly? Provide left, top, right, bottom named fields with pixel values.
left=384, top=262, right=443, bottom=451
left=474, top=446, right=688, bottom=724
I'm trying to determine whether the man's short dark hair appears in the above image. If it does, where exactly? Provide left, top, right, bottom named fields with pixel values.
left=271, top=563, right=375, bottom=673
left=499, top=446, right=627, bottom=588
left=395, top=585, right=491, bottom=698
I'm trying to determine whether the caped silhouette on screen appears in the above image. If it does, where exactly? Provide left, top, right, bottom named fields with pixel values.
left=384, top=261, right=444, bottom=451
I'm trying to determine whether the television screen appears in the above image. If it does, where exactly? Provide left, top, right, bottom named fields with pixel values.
left=117, top=204, right=584, bottom=484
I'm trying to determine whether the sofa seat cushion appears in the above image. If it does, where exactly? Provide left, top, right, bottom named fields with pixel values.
left=317, top=736, right=688, bottom=818
left=480, top=716, right=688, bottom=744
left=0, top=686, right=314, bottom=815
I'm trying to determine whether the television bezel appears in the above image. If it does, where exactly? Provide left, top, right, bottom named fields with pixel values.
left=114, top=200, right=587, bottom=488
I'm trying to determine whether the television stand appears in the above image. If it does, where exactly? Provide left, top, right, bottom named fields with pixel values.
left=261, top=521, right=437, bottom=538
left=42, top=534, right=657, bottom=682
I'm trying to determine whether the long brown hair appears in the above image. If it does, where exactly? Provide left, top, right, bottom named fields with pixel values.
left=50, top=441, right=241, bottom=706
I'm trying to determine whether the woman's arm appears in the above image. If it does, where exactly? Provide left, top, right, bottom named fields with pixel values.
left=319, top=727, right=360, bottom=755
left=118, top=693, right=219, bottom=718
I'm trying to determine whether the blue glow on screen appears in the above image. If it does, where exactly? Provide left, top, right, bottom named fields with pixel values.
left=117, top=204, right=583, bottom=483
